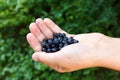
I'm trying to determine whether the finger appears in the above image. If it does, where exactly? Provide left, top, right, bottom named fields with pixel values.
left=29, top=22, right=45, bottom=42
left=32, top=52, right=61, bottom=66
left=43, top=18, right=74, bottom=37
left=43, top=18, right=63, bottom=33
left=26, top=33, right=41, bottom=52
left=36, top=18, right=53, bottom=38
left=32, top=51, right=71, bottom=73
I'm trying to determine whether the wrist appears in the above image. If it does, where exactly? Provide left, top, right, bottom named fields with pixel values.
left=96, top=36, right=120, bottom=70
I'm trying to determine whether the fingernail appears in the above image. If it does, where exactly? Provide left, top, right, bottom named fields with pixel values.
left=44, top=18, right=48, bottom=21
left=32, top=53, right=39, bottom=61
left=36, top=18, right=42, bottom=23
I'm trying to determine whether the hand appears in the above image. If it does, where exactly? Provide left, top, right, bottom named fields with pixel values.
left=26, top=18, right=110, bottom=73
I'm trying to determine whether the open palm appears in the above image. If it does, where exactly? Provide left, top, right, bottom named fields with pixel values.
left=26, top=18, right=105, bottom=72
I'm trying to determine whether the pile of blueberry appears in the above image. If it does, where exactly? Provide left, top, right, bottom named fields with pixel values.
left=41, top=33, right=79, bottom=53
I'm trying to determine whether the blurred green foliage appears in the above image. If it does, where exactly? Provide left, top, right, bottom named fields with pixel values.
left=0, top=0, right=120, bottom=80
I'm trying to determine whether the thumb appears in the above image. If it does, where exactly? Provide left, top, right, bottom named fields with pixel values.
left=32, top=52, right=60, bottom=65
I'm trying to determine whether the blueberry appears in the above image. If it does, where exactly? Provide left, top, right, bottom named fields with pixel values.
left=53, top=38, right=59, bottom=44
left=41, top=41, right=47, bottom=47
left=70, top=37, right=73, bottom=39
left=58, top=33, right=62, bottom=37
left=47, top=48, right=51, bottom=52
left=59, top=43, right=63, bottom=47
left=62, top=40, right=66, bottom=44
left=64, top=43, right=68, bottom=47
left=51, top=47, right=57, bottom=52
left=47, top=39, right=53, bottom=45
left=59, top=47, right=62, bottom=50
left=54, top=33, right=59, bottom=37
left=42, top=48, right=46, bottom=52
left=51, top=44, right=55, bottom=47
left=68, top=37, right=74, bottom=44
left=62, top=33, right=66, bottom=37
left=46, top=44, right=50, bottom=48
left=63, top=37, right=68, bottom=41
left=73, top=40, right=79, bottom=43
left=58, top=37, right=62, bottom=42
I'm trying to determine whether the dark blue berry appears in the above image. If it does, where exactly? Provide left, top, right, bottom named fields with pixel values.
left=62, top=33, right=66, bottom=37
left=63, top=37, right=68, bottom=41
left=64, top=43, right=68, bottom=47
left=43, top=39, right=47, bottom=42
left=58, top=37, right=62, bottom=42
left=53, top=38, right=59, bottom=44
left=51, top=47, right=57, bottom=52
left=41, top=41, right=47, bottom=47
left=68, top=37, right=74, bottom=44
left=51, top=44, right=55, bottom=47
left=73, top=40, right=79, bottom=43
left=59, top=47, right=62, bottom=50
left=54, top=33, right=59, bottom=37
left=59, top=43, right=63, bottom=47
left=46, top=44, right=50, bottom=48
left=62, top=40, right=66, bottom=44
left=47, top=39, right=53, bottom=45
left=42, top=48, right=46, bottom=52
left=47, top=48, right=51, bottom=52
left=58, top=33, right=63, bottom=37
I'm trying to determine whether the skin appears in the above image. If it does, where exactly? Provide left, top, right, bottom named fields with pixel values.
left=26, top=18, right=120, bottom=73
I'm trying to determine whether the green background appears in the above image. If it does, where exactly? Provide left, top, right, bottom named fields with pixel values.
left=0, top=0, right=120, bottom=80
